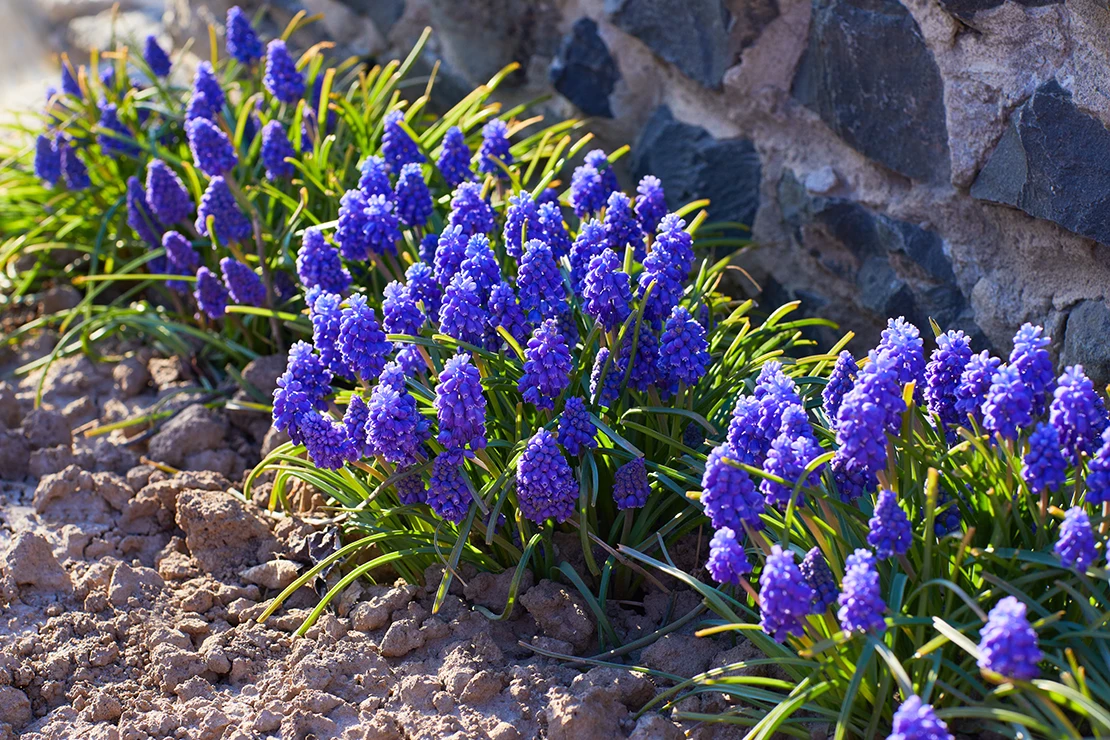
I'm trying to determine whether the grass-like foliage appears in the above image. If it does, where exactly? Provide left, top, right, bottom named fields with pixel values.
left=630, top=319, right=1110, bottom=739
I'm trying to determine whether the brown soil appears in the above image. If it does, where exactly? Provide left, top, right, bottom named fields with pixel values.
left=0, top=331, right=778, bottom=740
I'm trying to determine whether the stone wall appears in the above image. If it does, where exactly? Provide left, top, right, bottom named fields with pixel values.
left=164, top=0, right=1110, bottom=380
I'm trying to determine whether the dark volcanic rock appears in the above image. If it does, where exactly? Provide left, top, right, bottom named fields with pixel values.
left=971, top=80, right=1110, bottom=246
left=632, top=105, right=761, bottom=227
left=778, top=171, right=987, bottom=348
left=549, top=18, right=620, bottom=118
left=1062, top=300, right=1110, bottom=388
left=937, top=0, right=1060, bottom=23
left=340, top=0, right=406, bottom=34
left=792, top=0, right=950, bottom=184
left=606, top=0, right=733, bottom=88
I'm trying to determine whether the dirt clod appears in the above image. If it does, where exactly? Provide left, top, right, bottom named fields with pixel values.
left=520, top=579, right=596, bottom=654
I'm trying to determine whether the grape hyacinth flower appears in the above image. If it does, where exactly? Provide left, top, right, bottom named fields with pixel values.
left=888, top=697, right=953, bottom=740
left=761, top=406, right=823, bottom=509
left=192, top=61, right=226, bottom=113
left=1087, top=429, right=1110, bottom=506
left=519, top=319, right=572, bottom=410
left=1055, top=506, right=1098, bottom=571
left=558, top=397, right=596, bottom=456
left=437, top=126, right=472, bottom=188
left=619, top=325, right=660, bottom=392
left=395, top=163, right=433, bottom=227
left=823, top=351, right=859, bottom=422
left=310, top=291, right=349, bottom=378
left=33, top=134, right=60, bottom=186
left=706, top=527, right=752, bottom=586
left=260, top=120, right=296, bottom=180
left=358, top=156, right=392, bottom=198
left=759, top=546, right=814, bottom=642
left=363, top=194, right=401, bottom=256
left=800, top=548, right=839, bottom=614
left=460, top=234, right=501, bottom=300
left=701, top=443, right=763, bottom=531
left=447, top=182, right=495, bottom=236
left=61, top=61, right=82, bottom=99
left=381, top=110, right=425, bottom=171
left=602, top=191, right=643, bottom=259
left=590, top=348, right=621, bottom=407
left=343, top=395, right=372, bottom=460
left=406, top=262, right=442, bottom=321
left=299, top=409, right=355, bottom=470
left=726, top=396, right=767, bottom=467
left=1050, top=365, right=1108, bottom=462
left=838, top=549, right=886, bottom=634
left=433, top=225, right=468, bottom=287
left=978, top=596, right=1042, bottom=681
left=982, top=364, right=1034, bottom=441
left=876, top=317, right=926, bottom=400
left=516, top=428, right=578, bottom=524
left=194, top=266, right=229, bottom=319
left=226, top=6, right=263, bottom=64
left=163, top=231, right=199, bottom=286
left=488, top=281, right=530, bottom=346
left=146, top=160, right=192, bottom=225
left=1022, top=421, right=1067, bottom=494
left=186, top=117, right=237, bottom=176
left=639, top=214, right=692, bottom=325
left=427, top=449, right=472, bottom=523
left=338, top=294, right=392, bottom=382
left=382, top=281, right=424, bottom=336
left=834, top=355, right=907, bottom=482
left=569, top=220, right=606, bottom=295
left=59, top=140, right=89, bottom=190
left=683, top=422, right=705, bottom=450
left=196, top=176, right=251, bottom=243
left=418, top=233, right=438, bottom=266
left=186, top=91, right=216, bottom=122
left=586, top=149, right=619, bottom=196
left=396, top=471, right=426, bottom=506
left=504, top=192, right=539, bottom=261
left=98, top=104, right=138, bottom=156
left=219, top=258, right=265, bottom=306
left=924, top=330, right=972, bottom=430
left=582, top=249, right=632, bottom=331
left=613, top=457, right=650, bottom=510
left=569, top=163, right=606, bottom=218
left=263, top=40, right=305, bottom=103
left=954, top=350, right=1001, bottom=425
left=1010, top=323, right=1055, bottom=415
left=439, top=273, right=486, bottom=346
left=296, top=228, right=350, bottom=294
left=335, top=189, right=371, bottom=261
left=657, top=305, right=710, bottom=390
left=366, top=381, right=430, bottom=466
left=126, top=177, right=161, bottom=247
left=143, top=35, right=172, bottom=77
left=435, top=353, right=487, bottom=450
left=518, top=239, right=568, bottom=322
left=537, top=202, right=572, bottom=259
left=867, top=489, right=912, bottom=559
left=478, top=119, right=512, bottom=176
left=634, top=175, right=666, bottom=233
left=272, top=343, right=331, bottom=444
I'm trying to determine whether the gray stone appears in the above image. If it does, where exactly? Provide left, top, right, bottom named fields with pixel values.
left=972, top=80, right=1110, bottom=247
left=549, top=18, right=620, bottom=118
left=340, top=0, right=406, bottom=35
left=937, top=0, right=1061, bottom=22
left=632, top=105, right=760, bottom=227
left=792, top=0, right=950, bottom=184
left=606, top=0, right=733, bottom=88
left=1062, top=300, right=1110, bottom=388
left=778, top=170, right=987, bottom=349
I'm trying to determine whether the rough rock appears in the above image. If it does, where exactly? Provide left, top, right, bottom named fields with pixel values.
left=1061, top=300, right=1110, bottom=387
left=569, top=666, right=656, bottom=710
left=640, top=633, right=719, bottom=678
left=350, top=584, right=418, bottom=632
left=937, top=0, right=1061, bottom=22
left=971, top=80, right=1110, bottom=247
left=632, top=105, right=760, bottom=227
left=241, top=559, right=301, bottom=590
left=519, top=580, right=596, bottom=654
left=0, top=431, right=30, bottom=478
left=146, top=404, right=226, bottom=468
left=0, top=687, right=31, bottom=730
left=629, top=713, right=684, bottom=740
left=606, top=0, right=732, bottom=88
left=112, top=357, right=151, bottom=398
left=546, top=685, right=626, bottom=740
left=463, top=566, right=533, bottom=611
left=379, top=618, right=425, bottom=658
left=2, top=532, right=72, bottom=593
left=0, top=382, right=21, bottom=429
left=107, top=562, right=165, bottom=606
left=792, top=0, right=949, bottom=183
left=175, top=488, right=276, bottom=574
left=549, top=18, right=620, bottom=118
left=21, top=408, right=72, bottom=449
left=240, top=353, right=288, bottom=398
